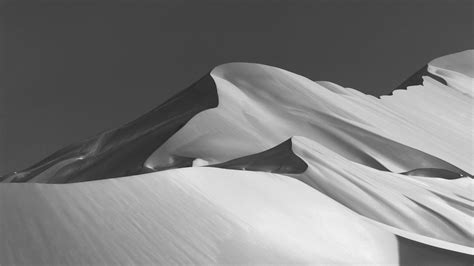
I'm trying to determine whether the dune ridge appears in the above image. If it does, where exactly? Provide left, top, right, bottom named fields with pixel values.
left=1, top=50, right=473, bottom=264
left=1, top=167, right=472, bottom=265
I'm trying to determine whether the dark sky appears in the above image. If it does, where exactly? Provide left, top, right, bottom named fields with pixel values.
left=0, top=0, right=473, bottom=175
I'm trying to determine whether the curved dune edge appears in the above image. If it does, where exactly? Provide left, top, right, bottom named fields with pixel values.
left=401, top=168, right=467, bottom=179
left=390, top=65, right=447, bottom=95
left=2, top=50, right=472, bottom=183
left=208, top=138, right=308, bottom=174
left=290, top=136, right=473, bottom=247
left=204, top=136, right=473, bottom=247
left=389, top=50, right=473, bottom=97
left=0, top=167, right=470, bottom=265
left=1, top=51, right=472, bottom=264
left=0, top=168, right=397, bottom=264
left=428, top=49, right=474, bottom=98
left=149, top=58, right=472, bottom=175
left=429, top=50, right=474, bottom=78
left=1, top=74, right=219, bottom=183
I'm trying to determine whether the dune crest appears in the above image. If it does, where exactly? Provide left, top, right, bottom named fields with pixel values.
left=1, top=50, right=473, bottom=264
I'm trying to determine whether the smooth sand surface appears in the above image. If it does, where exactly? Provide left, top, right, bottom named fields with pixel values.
left=0, top=168, right=399, bottom=265
left=2, top=51, right=471, bottom=183
left=291, top=136, right=473, bottom=247
left=1, top=167, right=471, bottom=265
left=207, top=135, right=473, bottom=248
left=1, top=50, right=472, bottom=264
left=150, top=56, right=472, bottom=175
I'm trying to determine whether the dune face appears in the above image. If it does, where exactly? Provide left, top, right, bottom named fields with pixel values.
left=2, top=51, right=472, bottom=182
left=1, top=168, right=471, bottom=265
left=402, top=168, right=467, bottom=179
left=291, top=136, right=473, bottom=247
left=210, top=139, right=308, bottom=174
left=1, top=75, right=218, bottom=183
left=0, top=169, right=399, bottom=265
left=1, top=50, right=473, bottom=264
left=393, top=65, right=447, bottom=92
left=147, top=62, right=472, bottom=176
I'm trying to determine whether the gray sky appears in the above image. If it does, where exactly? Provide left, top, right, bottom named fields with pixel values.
left=1, top=0, right=473, bottom=175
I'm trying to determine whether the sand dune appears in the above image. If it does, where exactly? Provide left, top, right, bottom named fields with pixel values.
left=1, top=75, right=218, bottom=183
left=207, top=136, right=473, bottom=247
left=291, top=136, right=473, bottom=247
left=150, top=56, right=472, bottom=175
left=1, top=50, right=473, bottom=264
left=3, top=51, right=472, bottom=183
left=0, top=168, right=471, bottom=265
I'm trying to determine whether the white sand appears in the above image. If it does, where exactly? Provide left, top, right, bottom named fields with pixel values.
left=0, top=168, right=400, bottom=264
left=1, top=50, right=473, bottom=264
left=148, top=52, right=473, bottom=174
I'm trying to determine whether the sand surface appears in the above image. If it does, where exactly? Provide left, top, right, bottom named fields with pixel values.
left=1, top=50, right=472, bottom=264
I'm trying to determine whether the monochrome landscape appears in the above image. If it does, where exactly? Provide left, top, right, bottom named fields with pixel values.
left=0, top=50, right=472, bottom=265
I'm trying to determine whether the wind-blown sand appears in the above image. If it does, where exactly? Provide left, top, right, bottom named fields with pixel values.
left=0, top=168, right=471, bottom=265
left=0, top=75, right=218, bottom=183
left=150, top=58, right=472, bottom=175
left=1, top=50, right=473, bottom=264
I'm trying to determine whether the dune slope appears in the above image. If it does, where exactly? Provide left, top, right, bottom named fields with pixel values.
left=0, top=168, right=471, bottom=265
left=1, top=50, right=473, bottom=264
left=1, top=75, right=218, bottom=183
left=149, top=55, right=472, bottom=175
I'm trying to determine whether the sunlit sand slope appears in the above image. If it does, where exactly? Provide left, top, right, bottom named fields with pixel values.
left=0, top=50, right=472, bottom=265
left=208, top=136, right=473, bottom=249
left=0, top=168, right=396, bottom=265
left=290, top=136, right=473, bottom=247
left=2, top=51, right=472, bottom=183
left=0, top=168, right=471, bottom=265
left=149, top=51, right=473, bottom=175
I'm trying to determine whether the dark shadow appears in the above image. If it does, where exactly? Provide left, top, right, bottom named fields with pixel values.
left=382, top=65, right=448, bottom=98
left=4, top=73, right=218, bottom=183
left=209, top=139, right=308, bottom=174
left=401, top=168, right=471, bottom=179
left=397, top=236, right=473, bottom=266
left=396, top=64, right=448, bottom=88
